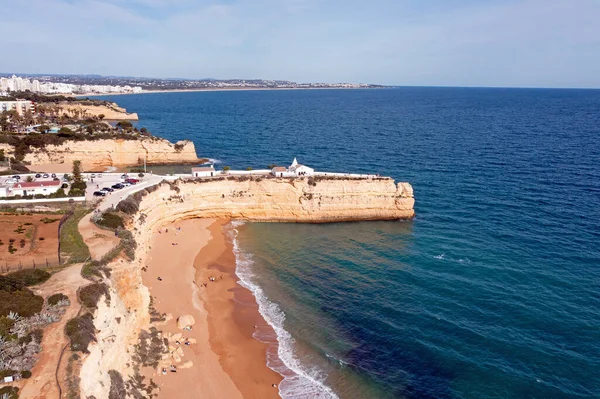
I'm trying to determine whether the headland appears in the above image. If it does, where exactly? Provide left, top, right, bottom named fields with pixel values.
left=0, top=94, right=414, bottom=399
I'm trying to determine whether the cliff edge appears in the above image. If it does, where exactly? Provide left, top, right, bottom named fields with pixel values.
left=19, top=138, right=199, bottom=170
left=137, top=176, right=415, bottom=223
left=78, top=176, right=414, bottom=397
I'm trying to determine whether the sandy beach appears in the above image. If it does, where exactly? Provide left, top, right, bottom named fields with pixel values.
left=142, top=218, right=282, bottom=399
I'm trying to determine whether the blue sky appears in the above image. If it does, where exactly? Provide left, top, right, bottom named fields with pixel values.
left=1, top=0, right=599, bottom=87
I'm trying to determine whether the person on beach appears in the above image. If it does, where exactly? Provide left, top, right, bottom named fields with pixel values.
left=157, top=277, right=162, bottom=281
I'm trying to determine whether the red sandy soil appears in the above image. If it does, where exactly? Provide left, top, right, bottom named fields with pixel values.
left=18, top=264, right=89, bottom=399
left=0, top=213, right=60, bottom=270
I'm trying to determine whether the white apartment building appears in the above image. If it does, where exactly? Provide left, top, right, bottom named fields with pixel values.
left=0, top=100, right=35, bottom=115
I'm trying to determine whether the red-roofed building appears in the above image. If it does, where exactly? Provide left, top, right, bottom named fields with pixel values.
left=7, top=180, right=61, bottom=197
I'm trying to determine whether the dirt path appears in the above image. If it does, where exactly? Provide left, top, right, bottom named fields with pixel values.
left=78, top=212, right=120, bottom=260
left=19, top=264, right=89, bottom=399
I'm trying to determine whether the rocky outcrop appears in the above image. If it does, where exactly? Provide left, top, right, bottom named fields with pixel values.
left=58, top=102, right=138, bottom=120
left=22, top=138, right=199, bottom=170
left=136, top=176, right=415, bottom=223
left=78, top=176, right=414, bottom=397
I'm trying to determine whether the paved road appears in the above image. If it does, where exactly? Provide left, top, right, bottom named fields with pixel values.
left=87, top=173, right=164, bottom=211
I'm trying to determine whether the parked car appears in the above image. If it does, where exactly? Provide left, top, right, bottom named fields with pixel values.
left=111, top=183, right=124, bottom=189
left=12, top=175, right=20, bottom=180
left=121, top=182, right=131, bottom=187
left=101, top=187, right=114, bottom=192
left=5, top=178, right=17, bottom=184
left=120, top=174, right=128, bottom=179
left=35, top=173, right=41, bottom=178
left=126, top=178, right=139, bottom=184
left=42, top=173, right=49, bottom=178
left=90, top=173, right=96, bottom=178
left=51, top=173, right=57, bottom=178
left=97, top=173, right=103, bottom=178
left=93, top=191, right=107, bottom=197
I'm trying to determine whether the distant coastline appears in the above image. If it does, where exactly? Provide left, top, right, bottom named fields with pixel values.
left=79, top=86, right=387, bottom=97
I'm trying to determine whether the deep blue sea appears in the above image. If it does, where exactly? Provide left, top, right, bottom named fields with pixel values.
left=98, top=88, right=600, bottom=399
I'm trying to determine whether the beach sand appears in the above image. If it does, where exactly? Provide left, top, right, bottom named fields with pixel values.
left=143, top=218, right=282, bottom=399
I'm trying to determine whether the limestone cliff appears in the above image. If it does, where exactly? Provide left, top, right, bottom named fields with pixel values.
left=138, top=176, right=414, bottom=223
left=22, top=138, right=199, bottom=170
left=58, top=102, right=139, bottom=120
left=78, top=177, right=414, bottom=397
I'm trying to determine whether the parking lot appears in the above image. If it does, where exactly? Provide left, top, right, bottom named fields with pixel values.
left=85, top=172, right=164, bottom=210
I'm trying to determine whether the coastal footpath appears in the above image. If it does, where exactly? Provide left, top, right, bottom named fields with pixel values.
left=78, top=176, right=414, bottom=398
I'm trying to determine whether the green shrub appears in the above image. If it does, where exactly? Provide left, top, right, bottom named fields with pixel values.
left=97, top=212, right=124, bottom=229
left=0, top=289, right=44, bottom=317
left=0, top=316, right=15, bottom=339
left=0, top=275, right=26, bottom=292
left=109, top=370, right=126, bottom=399
left=18, top=329, right=43, bottom=345
left=0, top=386, right=19, bottom=399
left=115, top=197, right=138, bottom=215
left=117, top=228, right=137, bottom=260
left=21, top=370, right=32, bottom=379
left=65, top=313, right=96, bottom=353
left=41, top=217, right=60, bottom=224
left=81, top=261, right=104, bottom=280
left=79, top=283, right=110, bottom=309
left=0, top=369, right=18, bottom=379
left=6, top=268, right=51, bottom=286
left=47, top=292, right=69, bottom=306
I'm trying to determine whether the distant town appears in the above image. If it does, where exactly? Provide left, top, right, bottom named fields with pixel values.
left=0, top=74, right=385, bottom=96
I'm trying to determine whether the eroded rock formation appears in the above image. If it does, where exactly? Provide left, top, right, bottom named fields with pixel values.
left=78, top=177, right=414, bottom=397
left=20, top=138, right=199, bottom=170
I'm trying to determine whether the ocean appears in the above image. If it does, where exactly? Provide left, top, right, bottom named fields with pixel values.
left=97, top=88, right=600, bottom=399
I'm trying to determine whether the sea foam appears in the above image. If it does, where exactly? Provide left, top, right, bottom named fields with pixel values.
left=228, top=222, right=339, bottom=399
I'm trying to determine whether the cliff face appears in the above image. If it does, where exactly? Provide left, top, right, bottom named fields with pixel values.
left=78, top=177, right=414, bottom=397
left=58, top=102, right=139, bottom=120
left=22, top=138, right=199, bottom=169
left=137, top=177, right=415, bottom=223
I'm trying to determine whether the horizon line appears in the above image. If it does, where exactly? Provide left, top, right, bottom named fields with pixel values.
left=1, top=72, right=599, bottom=91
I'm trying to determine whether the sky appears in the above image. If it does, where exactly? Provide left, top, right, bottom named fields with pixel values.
left=1, top=0, right=599, bottom=88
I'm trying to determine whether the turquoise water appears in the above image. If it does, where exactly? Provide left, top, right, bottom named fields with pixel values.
left=98, top=88, right=600, bottom=398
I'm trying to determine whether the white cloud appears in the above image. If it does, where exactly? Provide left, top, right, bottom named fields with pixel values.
left=1, top=0, right=599, bottom=87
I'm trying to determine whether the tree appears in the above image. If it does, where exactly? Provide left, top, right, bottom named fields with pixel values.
left=0, top=149, right=4, bottom=162
left=58, top=127, right=74, bottom=136
left=116, top=121, right=133, bottom=130
left=98, top=114, right=105, bottom=120
left=25, top=176, right=34, bottom=182
left=22, top=110, right=35, bottom=127
left=36, top=125, right=50, bottom=133
left=0, top=111, right=9, bottom=131
left=246, top=166, right=253, bottom=171
left=267, top=164, right=277, bottom=169
left=72, top=160, right=82, bottom=182
left=223, top=166, right=231, bottom=172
